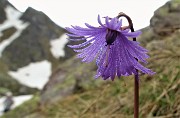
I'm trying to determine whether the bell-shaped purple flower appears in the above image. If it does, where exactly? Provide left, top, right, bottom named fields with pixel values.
left=66, top=15, right=155, bottom=80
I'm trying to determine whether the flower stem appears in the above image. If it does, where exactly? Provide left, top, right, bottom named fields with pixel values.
left=134, top=73, right=139, bottom=118
left=117, top=12, right=139, bottom=118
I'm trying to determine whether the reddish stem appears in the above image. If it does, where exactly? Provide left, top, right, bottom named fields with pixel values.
left=117, top=12, right=139, bottom=118
left=134, top=73, right=139, bottom=118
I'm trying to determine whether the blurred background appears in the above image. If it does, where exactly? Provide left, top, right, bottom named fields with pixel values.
left=0, top=0, right=179, bottom=118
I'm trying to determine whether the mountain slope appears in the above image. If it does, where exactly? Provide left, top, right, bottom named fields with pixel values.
left=0, top=0, right=71, bottom=95
left=0, top=0, right=39, bottom=95
left=1, top=6, right=66, bottom=71
left=1, top=0, right=180, bottom=118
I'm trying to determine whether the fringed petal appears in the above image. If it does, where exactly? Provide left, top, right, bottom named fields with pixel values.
left=116, top=38, right=134, bottom=75
left=108, top=17, right=118, bottom=30
left=68, top=37, right=95, bottom=49
left=129, top=55, right=155, bottom=75
left=95, top=48, right=107, bottom=78
left=67, top=38, right=86, bottom=41
left=122, top=30, right=142, bottom=38
left=66, top=33, right=86, bottom=41
left=95, top=32, right=154, bottom=79
left=74, top=32, right=106, bottom=52
left=109, top=46, right=116, bottom=80
left=65, top=26, right=105, bottom=36
left=114, top=19, right=122, bottom=30
left=128, top=41, right=148, bottom=52
left=105, top=17, right=110, bottom=28
left=66, top=33, right=82, bottom=37
left=119, top=29, right=130, bottom=33
left=98, top=15, right=106, bottom=27
left=119, top=34, right=149, bottom=63
left=116, top=35, right=153, bottom=75
left=85, top=23, right=105, bottom=30
left=78, top=33, right=106, bottom=62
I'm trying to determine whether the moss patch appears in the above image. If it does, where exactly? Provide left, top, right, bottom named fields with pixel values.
left=0, top=27, right=17, bottom=42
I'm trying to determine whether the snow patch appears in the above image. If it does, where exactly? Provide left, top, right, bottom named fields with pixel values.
left=50, top=34, right=68, bottom=58
left=12, top=95, right=33, bottom=109
left=8, top=60, right=52, bottom=89
left=0, top=95, right=33, bottom=116
left=0, top=6, right=29, bottom=57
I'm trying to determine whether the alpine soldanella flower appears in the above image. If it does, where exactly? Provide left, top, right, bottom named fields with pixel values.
left=66, top=14, right=155, bottom=80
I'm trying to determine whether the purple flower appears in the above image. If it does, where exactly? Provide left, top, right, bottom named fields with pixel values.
left=66, top=15, right=155, bottom=80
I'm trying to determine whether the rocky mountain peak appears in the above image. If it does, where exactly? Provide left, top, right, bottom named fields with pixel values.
left=0, top=5, right=66, bottom=70
left=0, top=0, right=18, bottom=23
left=20, top=7, right=65, bottom=39
left=0, top=0, right=14, bottom=6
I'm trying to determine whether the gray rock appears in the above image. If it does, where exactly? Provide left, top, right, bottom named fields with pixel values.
left=40, top=68, right=75, bottom=105
left=150, top=1, right=180, bottom=35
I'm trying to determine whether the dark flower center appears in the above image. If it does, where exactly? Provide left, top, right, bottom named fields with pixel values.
left=105, top=29, right=118, bottom=45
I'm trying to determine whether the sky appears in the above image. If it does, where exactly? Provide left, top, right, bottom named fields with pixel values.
left=8, top=0, right=169, bottom=30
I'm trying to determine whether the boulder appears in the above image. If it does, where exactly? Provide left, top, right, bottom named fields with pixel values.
left=150, top=0, right=180, bottom=35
